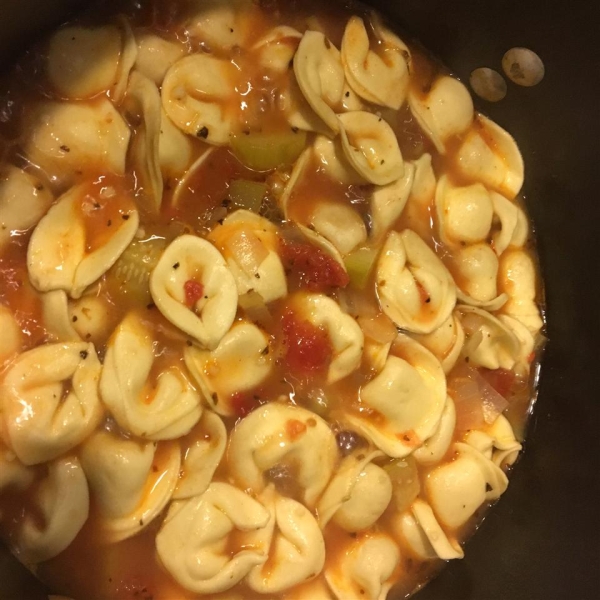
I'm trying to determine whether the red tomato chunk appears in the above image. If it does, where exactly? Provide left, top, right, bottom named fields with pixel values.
left=280, top=239, right=349, bottom=291
left=282, top=310, right=332, bottom=375
left=184, top=279, right=204, bottom=307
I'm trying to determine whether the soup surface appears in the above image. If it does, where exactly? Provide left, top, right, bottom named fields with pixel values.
left=0, top=1, right=545, bottom=599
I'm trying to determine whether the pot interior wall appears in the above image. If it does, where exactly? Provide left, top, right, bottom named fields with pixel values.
left=0, top=1, right=597, bottom=599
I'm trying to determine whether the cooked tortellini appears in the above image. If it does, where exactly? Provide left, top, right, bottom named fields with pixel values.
left=370, top=162, right=415, bottom=241
left=455, top=114, right=524, bottom=199
left=174, top=410, right=227, bottom=499
left=459, top=305, right=522, bottom=370
left=289, top=293, right=364, bottom=384
left=498, top=249, right=544, bottom=334
left=318, top=450, right=392, bottom=531
left=293, top=30, right=346, bottom=134
left=184, top=321, right=272, bottom=415
left=162, top=54, right=237, bottom=145
left=0, top=3, right=542, bottom=598
left=411, top=312, right=465, bottom=374
left=135, top=33, right=186, bottom=85
left=325, top=534, right=400, bottom=600
left=341, top=16, right=410, bottom=109
left=25, top=98, right=131, bottom=183
left=1, top=342, right=102, bottom=465
left=27, top=183, right=139, bottom=298
left=394, top=498, right=463, bottom=560
left=409, top=76, right=474, bottom=154
left=80, top=431, right=180, bottom=541
left=150, top=235, right=238, bottom=349
left=345, top=334, right=446, bottom=458
left=100, top=312, right=202, bottom=439
left=377, top=229, right=457, bottom=334
left=14, top=457, right=89, bottom=564
left=208, top=210, right=287, bottom=302
left=426, top=442, right=508, bottom=528
left=228, top=403, right=337, bottom=507
left=0, top=166, right=54, bottom=250
left=245, top=485, right=326, bottom=593
left=156, top=483, right=270, bottom=594
left=47, top=20, right=136, bottom=102
left=338, top=112, right=404, bottom=185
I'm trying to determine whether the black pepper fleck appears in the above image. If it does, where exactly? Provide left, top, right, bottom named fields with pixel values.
left=79, top=350, right=88, bottom=359
left=60, top=144, right=70, bottom=152
left=197, top=126, right=209, bottom=139
left=173, top=262, right=180, bottom=269
left=122, top=214, right=130, bottom=220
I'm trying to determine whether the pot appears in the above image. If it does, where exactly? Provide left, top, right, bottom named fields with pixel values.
left=0, top=1, right=597, bottom=599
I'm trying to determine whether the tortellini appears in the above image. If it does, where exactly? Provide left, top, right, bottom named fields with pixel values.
left=426, top=442, right=508, bottom=528
left=253, top=26, right=302, bottom=75
left=25, top=99, right=131, bottom=183
left=411, top=312, right=465, bottom=374
left=80, top=431, right=180, bottom=541
left=122, top=70, right=164, bottom=213
left=459, top=305, right=522, bottom=370
left=338, top=111, right=404, bottom=185
left=293, top=30, right=346, bottom=134
left=174, top=410, right=227, bottom=499
left=100, top=312, right=202, bottom=439
left=245, top=486, right=326, bottom=593
left=41, top=290, right=81, bottom=342
left=341, top=16, right=410, bottom=109
left=47, top=20, right=136, bottom=102
left=413, top=396, right=456, bottom=465
left=498, top=249, right=544, bottom=335
left=376, top=229, right=457, bottom=334
left=289, top=293, right=364, bottom=384
left=409, top=76, right=474, bottom=154
left=325, top=534, right=400, bottom=600
left=465, top=415, right=522, bottom=469
left=156, top=483, right=270, bottom=594
left=455, top=114, right=524, bottom=199
left=394, top=498, right=463, bottom=560
left=184, top=322, right=272, bottom=416
left=14, top=457, right=89, bottom=564
left=228, top=402, right=337, bottom=507
left=135, top=33, right=186, bottom=85
left=346, top=334, right=446, bottom=458
left=370, top=162, right=415, bottom=241
left=435, top=176, right=494, bottom=246
left=0, top=166, right=54, bottom=250
left=1, top=342, right=102, bottom=465
left=308, top=202, right=367, bottom=256
left=208, top=210, right=287, bottom=303
left=162, top=54, right=237, bottom=145
left=149, top=235, right=238, bottom=349
left=27, top=183, right=139, bottom=298
left=318, top=450, right=392, bottom=531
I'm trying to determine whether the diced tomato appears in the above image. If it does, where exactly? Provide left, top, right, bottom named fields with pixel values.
left=280, top=238, right=349, bottom=292
left=282, top=310, right=333, bottom=375
left=229, top=392, right=260, bottom=418
left=184, top=279, right=204, bottom=307
left=479, top=368, right=516, bottom=398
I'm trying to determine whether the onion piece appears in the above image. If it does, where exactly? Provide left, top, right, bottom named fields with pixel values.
left=449, top=362, right=509, bottom=431
left=222, top=229, right=270, bottom=277
left=358, top=313, right=397, bottom=345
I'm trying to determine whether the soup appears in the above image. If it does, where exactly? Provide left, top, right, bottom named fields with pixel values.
left=0, top=1, right=545, bottom=598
